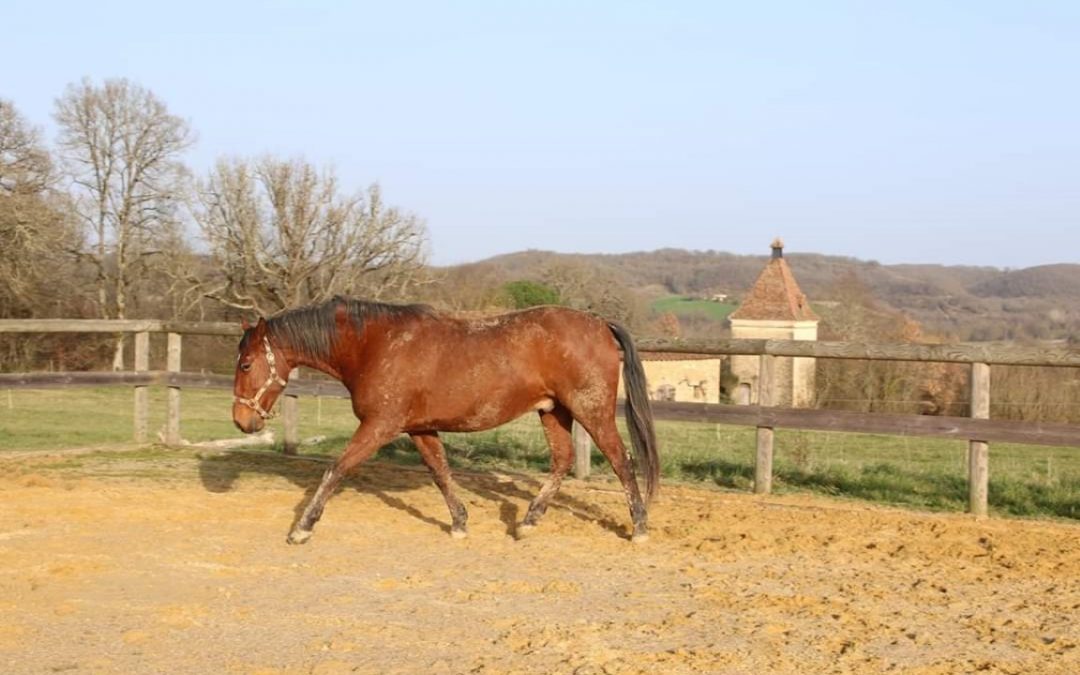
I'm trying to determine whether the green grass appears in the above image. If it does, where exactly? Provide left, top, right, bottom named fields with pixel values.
left=2, top=386, right=1078, bottom=520
left=0, top=387, right=252, bottom=448
left=651, top=295, right=737, bottom=322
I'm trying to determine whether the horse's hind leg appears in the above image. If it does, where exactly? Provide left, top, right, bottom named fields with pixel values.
left=410, top=432, right=469, bottom=538
left=579, top=414, right=649, bottom=543
left=519, top=405, right=575, bottom=536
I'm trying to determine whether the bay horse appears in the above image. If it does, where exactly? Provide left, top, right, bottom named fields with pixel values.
left=232, top=296, right=659, bottom=544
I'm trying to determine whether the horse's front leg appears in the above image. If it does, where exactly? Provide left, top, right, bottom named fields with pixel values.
left=288, top=422, right=396, bottom=545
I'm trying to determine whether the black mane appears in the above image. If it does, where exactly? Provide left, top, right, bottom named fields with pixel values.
left=250, top=296, right=432, bottom=361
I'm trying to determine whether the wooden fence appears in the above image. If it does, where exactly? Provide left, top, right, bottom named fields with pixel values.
left=2, top=319, right=1079, bottom=517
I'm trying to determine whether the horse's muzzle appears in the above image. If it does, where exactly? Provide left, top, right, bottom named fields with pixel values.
left=233, top=409, right=265, bottom=434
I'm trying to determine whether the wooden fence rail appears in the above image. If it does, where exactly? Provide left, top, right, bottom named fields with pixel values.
left=2, top=319, right=1079, bottom=517
left=0, top=319, right=240, bottom=336
left=3, top=370, right=1077, bottom=447
left=636, top=337, right=1080, bottom=368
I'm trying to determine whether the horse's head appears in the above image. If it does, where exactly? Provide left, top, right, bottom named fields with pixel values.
left=232, top=317, right=290, bottom=434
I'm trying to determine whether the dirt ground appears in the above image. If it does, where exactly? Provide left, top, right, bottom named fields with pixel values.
left=0, top=447, right=1077, bottom=675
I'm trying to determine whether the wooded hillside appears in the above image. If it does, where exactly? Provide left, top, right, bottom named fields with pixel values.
left=462, top=248, right=1080, bottom=343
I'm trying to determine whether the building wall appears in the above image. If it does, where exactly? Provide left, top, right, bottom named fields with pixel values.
left=625, top=359, right=723, bottom=404
left=791, top=352, right=817, bottom=407
left=729, top=319, right=818, bottom=407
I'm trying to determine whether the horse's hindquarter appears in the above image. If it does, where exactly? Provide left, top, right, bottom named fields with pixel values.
left=361, top=307, right=620, bottom=433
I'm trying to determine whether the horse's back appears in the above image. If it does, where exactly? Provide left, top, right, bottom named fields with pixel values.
left=454, top=306, right=622, bottom=412
left=452, top=305, right=619, bottom=375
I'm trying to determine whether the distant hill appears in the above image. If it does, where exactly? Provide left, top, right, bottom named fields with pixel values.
left=455, top=249, right=1080, bottom=342
left=969, top=264, right=1080, bottom=299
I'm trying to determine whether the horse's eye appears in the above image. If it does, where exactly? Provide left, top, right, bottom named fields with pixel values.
left=240, top=362, right=252, bottom=372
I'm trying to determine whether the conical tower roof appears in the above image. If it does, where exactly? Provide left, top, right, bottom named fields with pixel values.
left=729, top=238, right=819, bottom=322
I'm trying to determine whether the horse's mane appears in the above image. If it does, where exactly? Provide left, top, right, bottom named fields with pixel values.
left=257, top=296, right=433, bottom=361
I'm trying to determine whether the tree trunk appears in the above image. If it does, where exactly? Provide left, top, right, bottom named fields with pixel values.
left=111, top=335, right=125, bottom=371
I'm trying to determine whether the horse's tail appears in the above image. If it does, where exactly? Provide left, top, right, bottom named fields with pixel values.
left=608, top=322, right=660, bottom=505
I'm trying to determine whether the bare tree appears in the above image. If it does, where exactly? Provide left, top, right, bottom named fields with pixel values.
left=541, top=261, right=645, bottom=328
left=155, top=227, right=215, bottom=320
left=195, top=156, right=428, bottom=316
left=813, top=271, right=969, bottom=415
left=54, top=78, right=193, bottom=368
left=0, top=99, right=53, bottom=194
left=0, top=99, right=76, bottom=316
left=0, top=99, right=91, bottom=370
left=420, top=262, right=510, bottom=312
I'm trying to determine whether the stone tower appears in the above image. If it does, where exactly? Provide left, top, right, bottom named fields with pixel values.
left=728, top=238, right=819, bottom=407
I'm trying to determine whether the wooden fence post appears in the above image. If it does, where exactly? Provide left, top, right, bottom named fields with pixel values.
left=573, top=421, right=591, bottom=479
left=754, top=354, right=776, bottom=494
left=133, top=331, right=149, bottom=443
left=166, top=333, right=182, bottom=446
left=282, top=369, right=299, bottom=455
left=968, top=362, right=991, bottom=517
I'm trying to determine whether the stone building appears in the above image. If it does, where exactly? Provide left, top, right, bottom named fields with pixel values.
left=639, top=353, right=723, bottom=404
left=728, top=238, right=819, bottom=407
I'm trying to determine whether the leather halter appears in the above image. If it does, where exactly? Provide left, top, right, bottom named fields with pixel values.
left=234, top=336, right=289, bottom=419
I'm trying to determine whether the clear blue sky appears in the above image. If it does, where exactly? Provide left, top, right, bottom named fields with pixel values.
left=5, top=0, right=1078, bottom=268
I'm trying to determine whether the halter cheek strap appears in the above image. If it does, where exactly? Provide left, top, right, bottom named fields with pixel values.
left=234, top=337, right=289, bottom=420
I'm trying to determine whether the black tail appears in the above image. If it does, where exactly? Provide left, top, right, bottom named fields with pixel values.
left=608, top=322, right=660, bottom=504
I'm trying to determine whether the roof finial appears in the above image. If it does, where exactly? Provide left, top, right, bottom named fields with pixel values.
left=771, top=237, right=784, bottom=259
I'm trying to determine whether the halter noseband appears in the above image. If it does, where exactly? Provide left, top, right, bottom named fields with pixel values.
left=234, top=336, right=289, bottom=420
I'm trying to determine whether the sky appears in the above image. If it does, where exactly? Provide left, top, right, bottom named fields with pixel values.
left=4, top=0, right=1078, bottom=269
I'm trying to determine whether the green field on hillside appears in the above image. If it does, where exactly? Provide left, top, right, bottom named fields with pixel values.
left=651, top=295, right=737, bottom=322
left=3, top=386, right=1078, bottom=520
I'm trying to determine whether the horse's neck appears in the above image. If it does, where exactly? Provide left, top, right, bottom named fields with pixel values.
left=283, top=349, right=344, bottom=382
left=278, top=320, right=378, bottom=382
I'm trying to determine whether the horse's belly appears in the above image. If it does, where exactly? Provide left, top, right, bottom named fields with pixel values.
left=414, top=395, right=554, bottom=433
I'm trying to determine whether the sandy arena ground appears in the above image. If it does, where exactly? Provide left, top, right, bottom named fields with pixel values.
left=0, top=447, right=1077, bottom=674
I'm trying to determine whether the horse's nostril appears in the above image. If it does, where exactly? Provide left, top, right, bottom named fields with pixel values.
left=233, top=414, right=263, bottom=434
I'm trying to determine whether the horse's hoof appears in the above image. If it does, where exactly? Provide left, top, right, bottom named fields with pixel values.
left=632, top=532, right=650, bottom=545
left=287, top=529, right=312, bottom=545
left=450, top=528, right=468, bottom=540
left=516, top=523, right=536, bottom=540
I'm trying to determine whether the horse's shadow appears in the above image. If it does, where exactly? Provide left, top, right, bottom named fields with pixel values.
left=196, top=444, right=629, bottom=540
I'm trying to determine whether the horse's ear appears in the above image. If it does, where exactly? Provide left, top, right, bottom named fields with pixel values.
left=256, top=317, right=267, bottom=329
left=241, top=317, right=251, bottom=331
